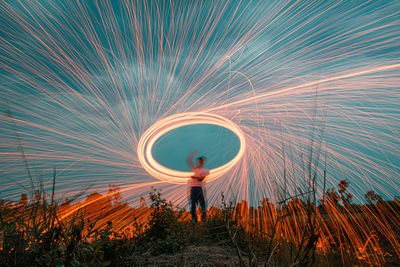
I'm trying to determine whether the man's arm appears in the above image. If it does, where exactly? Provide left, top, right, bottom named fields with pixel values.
left=194, top=176, right=205, bottom=181
left=193, top=169, right=209, bottom=181
left=186, top=151, right=197, bottom=170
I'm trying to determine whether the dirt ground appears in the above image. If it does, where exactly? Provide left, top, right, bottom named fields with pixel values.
left=128, top=245, right=240, bottom=266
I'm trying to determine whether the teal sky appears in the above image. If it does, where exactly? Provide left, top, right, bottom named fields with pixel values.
left=152, top=124, right=240, bottom=172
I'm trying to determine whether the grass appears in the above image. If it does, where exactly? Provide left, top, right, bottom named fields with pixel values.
left=1, top=182, right=399, bottom=266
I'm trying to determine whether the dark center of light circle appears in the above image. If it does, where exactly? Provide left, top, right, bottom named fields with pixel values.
left=151, top=124, right=240, bottom=172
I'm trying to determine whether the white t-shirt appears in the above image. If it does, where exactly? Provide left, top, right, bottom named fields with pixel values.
left=189, top=167, right=209, bottom=187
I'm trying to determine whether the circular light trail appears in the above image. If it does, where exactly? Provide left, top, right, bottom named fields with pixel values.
left=138, top=112, right=246, bottom=184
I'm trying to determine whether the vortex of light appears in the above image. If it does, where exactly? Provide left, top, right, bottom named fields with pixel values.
left=0, top=0, right=399, bottom=263
left=137, top=112, right=245, bottom=184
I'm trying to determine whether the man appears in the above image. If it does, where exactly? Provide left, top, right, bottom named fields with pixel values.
left=187, top=151, right=209, bottom=222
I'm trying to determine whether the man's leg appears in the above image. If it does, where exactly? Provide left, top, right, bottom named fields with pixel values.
left=199, top=188, right=206, bottom=221
left=190, top=187, right=198, bottom=222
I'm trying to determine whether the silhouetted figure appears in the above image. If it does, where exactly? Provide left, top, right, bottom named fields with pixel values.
left=140, top=196, right=146, bottom=207
left=15, top=193, right=27, bottom=210
left=19, top=193, right=27, bottom=207
left=34, top=190, right=41, bottom=205
left=187, top=151, right=209, bottom=222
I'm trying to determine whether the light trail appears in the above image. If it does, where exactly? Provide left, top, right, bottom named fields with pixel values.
left=205, top=64, right=400, bottom=112
left=0, top=0, right=399, bottom=263
left=137, top=112, right=246, bottom=183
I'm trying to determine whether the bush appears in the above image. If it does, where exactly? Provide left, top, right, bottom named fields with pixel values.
left=139, top=189, right=186, bottom=255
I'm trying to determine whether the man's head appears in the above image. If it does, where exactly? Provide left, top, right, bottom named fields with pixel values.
left=196, top=156, right=206, bottom=167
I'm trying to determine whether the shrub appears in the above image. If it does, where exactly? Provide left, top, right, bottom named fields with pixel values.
left=140, top=189, right=186, bottom=255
